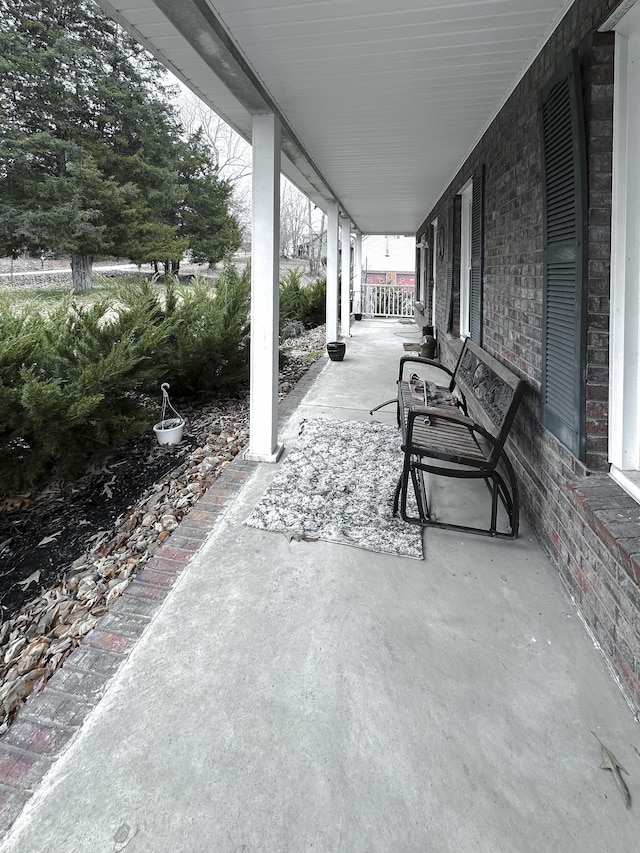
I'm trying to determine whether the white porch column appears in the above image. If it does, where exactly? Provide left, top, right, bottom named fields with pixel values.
left=326, top=201, right=339, bottom=343
left=353, top=232, right=363, bottom=315
left=340, top=215, right=352, bottom=336
left=246, top=112, right=282, bottom=462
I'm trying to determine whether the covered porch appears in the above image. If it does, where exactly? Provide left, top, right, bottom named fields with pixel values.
left=93, top=0, right=578, bottom=462
left=83, top=0, right=640, bottom=716
left=1, top=320, right=638, bottom=851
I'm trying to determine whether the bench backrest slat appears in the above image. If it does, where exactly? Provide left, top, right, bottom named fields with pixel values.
left=453, top=339, right=525, bottom=447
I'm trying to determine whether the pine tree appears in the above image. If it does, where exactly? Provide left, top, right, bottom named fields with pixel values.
left=0, top=1, right=242, bottom=289
left=0, top=1, right=178, bottom=289
left=178, top=132, right=242, bottom=268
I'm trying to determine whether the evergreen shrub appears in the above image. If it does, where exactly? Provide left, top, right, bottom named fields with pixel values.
left=278, top=270, right=326, bottom=331
left=299, top=277, right=326, bottom=328
left=0, top=263, right=251, bottom=494
left=0, top=291, right=170, bottom=493
left=166, top=261, right=251, bottom=397
left=0, top=260, right=318, bottom=494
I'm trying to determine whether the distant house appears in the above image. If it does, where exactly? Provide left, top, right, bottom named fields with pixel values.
left=363, top=270, right=416, bottom=287
left=297, top=232, right=327, bottom=262
left=362, top=235, right=415, bottom=287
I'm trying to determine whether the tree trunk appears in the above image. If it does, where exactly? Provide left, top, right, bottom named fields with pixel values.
left=71, top=253, right=93, bottom=291
left=162, top=259, right=177, bottom=277
left=307, top=201, right=314, bottom=275
left=308, top=209, right=326, bottom=277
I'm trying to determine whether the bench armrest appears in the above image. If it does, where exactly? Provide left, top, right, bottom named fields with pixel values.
left=398, top=355, right=454, bottom=384
left=407, top=405, right=475, bottom=429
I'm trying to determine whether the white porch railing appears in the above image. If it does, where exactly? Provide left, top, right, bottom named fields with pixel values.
left=360, top=282, right=415, bottom=318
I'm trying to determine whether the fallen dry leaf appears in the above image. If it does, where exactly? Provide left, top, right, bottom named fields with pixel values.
left=17, top=638, right=49, bottom=674
left=18, top=568, right=42, bottom=589
left=282, top=530, right=319, bottom=542
left=36, top=532, right=61, bottom=547
left=101, top=475, right=116, bottom=500
left=593, top=731, right=632, bottom=809
left=2, top=667, right=48, bottom=716
left=0, top=496, right=33, bottom=512
left=106, top=579, right=130, bottom=604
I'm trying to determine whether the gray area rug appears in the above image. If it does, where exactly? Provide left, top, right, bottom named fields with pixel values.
left=245, top=418, right=423, bottom=560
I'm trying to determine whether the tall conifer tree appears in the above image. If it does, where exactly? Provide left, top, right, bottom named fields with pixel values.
left=0, top=1, right=240, bottom=289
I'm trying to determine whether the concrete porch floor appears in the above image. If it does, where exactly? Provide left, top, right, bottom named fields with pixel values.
left=1, top=319, right=639, bottom=852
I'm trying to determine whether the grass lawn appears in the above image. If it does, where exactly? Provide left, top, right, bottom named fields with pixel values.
left=0, top=275, right=203, bottom=311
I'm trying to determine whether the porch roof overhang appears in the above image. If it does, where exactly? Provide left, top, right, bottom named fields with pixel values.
left=95, top=0, right=574, bottom=236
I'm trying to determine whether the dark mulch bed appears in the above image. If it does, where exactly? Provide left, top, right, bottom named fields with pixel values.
left=0, top=428, right=198, bottom=621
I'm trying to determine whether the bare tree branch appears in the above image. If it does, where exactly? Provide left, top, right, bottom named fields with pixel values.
left=176, top=87, right=252, bottom=184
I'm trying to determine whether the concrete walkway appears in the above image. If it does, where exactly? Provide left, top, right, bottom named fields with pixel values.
left=1, top=320, right=639, bottom=852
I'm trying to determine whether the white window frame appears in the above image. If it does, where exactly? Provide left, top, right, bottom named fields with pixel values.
left=608, top=2, right=640, bottom=502
left=414, top=233, right=428, bottom=331
left=431, top=217, right=438, bottom=327
left=459, top=181, right=473, bottom=339
left=417, top=236, right=427, bottom=306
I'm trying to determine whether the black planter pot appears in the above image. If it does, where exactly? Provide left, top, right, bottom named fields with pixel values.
left=354, top=313, right=362, bottom=321
left=327, top=341, right=346, bottom=361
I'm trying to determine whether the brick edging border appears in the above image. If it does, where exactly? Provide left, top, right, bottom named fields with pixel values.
left=0, top=355, right=329, bottom=836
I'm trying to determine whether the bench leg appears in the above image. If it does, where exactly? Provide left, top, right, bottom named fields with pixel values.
left=498, top=453, right=520, bottom=538
left=392, top=474, right=402, bottom=516
left=489, top=477, right=499, bottom=534
left=479, top=464, right=519, bottom=538
left=411, top=465, right=430, bottom=521
left=481, top=454, right=520, bottom=538
left=394, top=453, right=431, bottom=524
left=396, top=458, right=520, bottom=539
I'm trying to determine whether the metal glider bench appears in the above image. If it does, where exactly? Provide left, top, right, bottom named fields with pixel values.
left=378, top=339, right=525, bottom=538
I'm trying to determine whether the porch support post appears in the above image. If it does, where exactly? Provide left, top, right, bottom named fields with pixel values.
left=246, top=112, right=283, bottom=462
left=353, top=232, right=363, bottom=316
left=340, top=215, right=352, bottom=336
left=326, top=201, right=339, bottom=343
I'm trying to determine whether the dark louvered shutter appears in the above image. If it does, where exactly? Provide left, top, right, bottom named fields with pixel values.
left=429, top=222, right=437, bottom=324
left=540, top=51, right=587, bottom=459
left=470, top=166, right=485, bottom=344
left=444, top=200, right=455, bottom=332
left=423, top=239, right=430, bottom=316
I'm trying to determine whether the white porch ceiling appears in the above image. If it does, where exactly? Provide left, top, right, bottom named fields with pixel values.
left=96, top=0, right=573, bottom=235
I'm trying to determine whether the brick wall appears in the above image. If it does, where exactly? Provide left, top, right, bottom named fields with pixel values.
left=419, top=0, right=640, bottom=714
left=583, top=32, right=614, bottom=472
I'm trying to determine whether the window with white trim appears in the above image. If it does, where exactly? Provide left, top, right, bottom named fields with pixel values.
left=459, top=181, right=473, bottom=339
left=431, top=217, right=437, bottom=327
left=608, top=2, right=640, bottom=501
left=417, top=234, right=427, bottom=306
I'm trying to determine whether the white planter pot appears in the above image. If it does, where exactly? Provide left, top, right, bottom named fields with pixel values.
left=153, top=418, right=184, bottom=445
